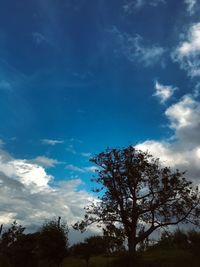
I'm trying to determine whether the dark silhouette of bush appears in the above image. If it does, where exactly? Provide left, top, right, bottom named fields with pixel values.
left=70, top=235, right=108, bottom=267
left=37, top=218, right=68, bottom=267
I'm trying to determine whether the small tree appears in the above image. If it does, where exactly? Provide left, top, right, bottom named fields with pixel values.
left=0, top=221, right=33, bottom=267
left=74, top=146, right=200, bottom=255
left=37, top=217, right=68, bottom=267
left=71, top=235, right=107, bottom=267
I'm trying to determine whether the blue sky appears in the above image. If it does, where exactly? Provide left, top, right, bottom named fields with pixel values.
left=1, top=0, right=200, bottom=242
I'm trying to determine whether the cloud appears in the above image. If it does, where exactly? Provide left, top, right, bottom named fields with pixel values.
left=41, top=139, right=64, bottom=146
left=153, top=81, right=177, bottom=104
left=31, top=156, right=61, bottom=168
left=84, top=166, right=98, bottom=172
left=0, top=139, right=5, bottom=147
left=66, top=164, right=86, bottom=173
left=184, top=0, right=197, bottom=15
left=165, top=95, right=200, bottom=131
left=136, top=92, right=200, bottom=183
left=0, top=151, right=52, bottom=190
left=0, top=80, right=12, bottom=91
left=65, top=164, right=98, bottom=173
left=172, top=22, right=200, bottom=77
left=110, top=27, right=165, bottom=67
left=0, top=148, right=96, bottom=243
left=80, top=152, right=92, bottom=158
left=123, top=0, right=165, bottom=13
left=66, top=144, right=77, bottom=155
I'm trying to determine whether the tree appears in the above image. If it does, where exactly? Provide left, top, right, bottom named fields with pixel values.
left=0, top=221, right=39, bottom=267
left=74, top=146, right=200, bottom=255
left=37, top=217, right=68, bottom=267
left=71, top=235, right=107, bottom=267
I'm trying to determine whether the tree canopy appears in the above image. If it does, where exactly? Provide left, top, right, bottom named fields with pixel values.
left=71, top=235, right=108, bottom=267
left=74, top=146, right=200, bottom=253
left=37, top=218, right=69, bottom=267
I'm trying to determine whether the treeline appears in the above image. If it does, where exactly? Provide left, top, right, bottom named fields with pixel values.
left=0, top=219, right=68, bottom=267
left=0, top=218, right=124, bottom=267
left=1, top=219, right=200, bottom=267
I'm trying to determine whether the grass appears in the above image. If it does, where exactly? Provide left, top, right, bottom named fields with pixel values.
left=62, top=249, right=200, bottom=267
left=1, top=248, right=200, bottom=267
left=62, top=256, right=113, bottom=267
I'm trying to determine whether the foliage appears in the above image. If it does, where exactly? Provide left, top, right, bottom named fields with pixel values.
left=74, top=146, right=200, bottom=253
left=70, top=235, right=108, bottom=267
left=0, top=221, right=28, bottom=267
left=37, top=218, right=69, bottom=267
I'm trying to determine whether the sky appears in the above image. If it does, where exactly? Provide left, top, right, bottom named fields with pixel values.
left=1, top=0, right=200, bottom=243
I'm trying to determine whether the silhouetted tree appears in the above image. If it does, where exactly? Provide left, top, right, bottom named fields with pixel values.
left=0, top=221, right=32, bottom=267
left=37, top=217, right=68, bottom=267
left=71, top=235, right=107, bottom=267
left=0, top=224, right=3, bottom=236
left=102, top=227, right=125, bottom=254
left=74, top=146, right=200, bottom=255
left=187, top=230, right=200, bottom=256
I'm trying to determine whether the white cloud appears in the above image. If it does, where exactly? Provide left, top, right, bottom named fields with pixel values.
left=184, top=0, right=197, bottom=15
left=123, top=0, right=165, bottom=13
left=172, top=22, right=200, bottom=77
left=0, top=148, right=96, bottom=242
left=136, top=92, right=200, bottom=183
left=66, top=164, right=86, bottom=173
left=0, top=139, right=5, bottom=147
left=41, top=139, right=64, bottom=146
left=133, top=35, right=165, bottom=66
left=0, top=152, right=52, bottom=190
left=31, top=156, right=61, bottom=168
left=153, top=81, right=177, bottom=103
left=80, top=152, right=92, bottom=158
left=136, top=141, right=188, bottom=168
left=84, top=166, right=98, bottom=172
left=165, top=95, right=200, bottom=130
left=66, top=144, right=77, bottom=155
left=110, top=27, right=165, bottom=67
left=66, top=164, right=98, bottom=173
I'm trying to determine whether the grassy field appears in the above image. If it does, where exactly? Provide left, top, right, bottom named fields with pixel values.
left=62, top=256, right=114, bottom=267
left=61, top=249, right=200, bottom=267
left=1, top=248, right=200, bottom=267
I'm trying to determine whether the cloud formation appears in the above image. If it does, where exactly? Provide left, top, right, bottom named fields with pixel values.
left=0, top=148, right=95, bottom=242
left=153, top=81, right=177, bottom=104
left=41, top=139, right=64, bottom=146
left=137, top=92, right=200, bottom=183
left=184, top=0, right=197, bottom=15
left=110, top=27, right=165, bottom=67
left=123, top=0, right=165, bottom=13
left=172, top=22, right=200, bottom=77
left=31, top=156, right=61, bottom=168
left=0, top=139, right=5, bottom=147
left=65, top=164, right=98, bottom=173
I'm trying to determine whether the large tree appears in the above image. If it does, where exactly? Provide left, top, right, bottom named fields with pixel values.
left=74, top=146, right=200, bottom=254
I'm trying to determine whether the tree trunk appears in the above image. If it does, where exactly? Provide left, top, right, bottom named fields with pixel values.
left=86, top=258, right=89, bottom=267
left=128, top=238, right=138, bottom=266
left=128, top=237, right=136, bottom=254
